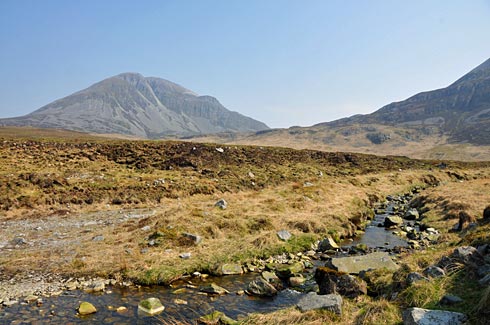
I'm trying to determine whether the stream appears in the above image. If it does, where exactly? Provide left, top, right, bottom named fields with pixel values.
left=0, top=197, right=414, bottom=324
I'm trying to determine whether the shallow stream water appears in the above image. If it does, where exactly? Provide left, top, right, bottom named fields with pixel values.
left=0, top=201, right=410, bottom=324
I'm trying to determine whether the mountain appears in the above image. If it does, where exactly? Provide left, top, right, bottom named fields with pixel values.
left=0, top=73, right=269, bottom=138
left=324, top=57, right=490, bottom=145
left=187, top=58, right=490, bottom=161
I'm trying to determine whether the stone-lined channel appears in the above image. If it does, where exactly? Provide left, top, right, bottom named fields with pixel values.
left=1, top=192, right=431, bottom=324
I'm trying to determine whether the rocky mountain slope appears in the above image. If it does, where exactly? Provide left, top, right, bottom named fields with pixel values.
left=325, top=57, right=490, bottom=145
left=188, top=57, right=490, bottom=161
left=0, top=73, right=269, bottom=138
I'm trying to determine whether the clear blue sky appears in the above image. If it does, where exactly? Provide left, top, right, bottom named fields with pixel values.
left=1, top=0, right=490, bottom=128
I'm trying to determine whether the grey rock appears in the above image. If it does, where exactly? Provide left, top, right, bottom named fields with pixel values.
left=3, top=300, right=19, bottom=307
left=179, top=252, right=191, bottom=259
left=423, top=266, right=445, bottom=278
left=404, top=208, right=420, bottom=220
left=12, top=237, right=27, bottom=245
left=92, top=235, right=104, bottom=241
left=138, top=297, right=164, bottom=315
left=406, top=272, right=429, bottom=285
left=315, top=268, right=367, bottom=298
left=141, top=226, right=151, bottom=232
left=402, top=307, right=467, bottom=325
left=318, top=236, right=340, bottom=251
left=181, top=232, right=202, bottom=245
left=450, top=246, right=483, bottom=267
left=440, top=295, right=463, bottom=305
left=213, top=263, right=243, bottom=276
left=247, top=277, right=278, bottom=297
left=199, top=283, right=229, bottom=295
left=215, top=199, right=228, bottom=210
left=384, top=216, right=404, bottom=228
left=296, top=292, right=342, bottom=315
left=329, top=252, right=399, bottom=274
left=277, top=230, right=292, bottom=241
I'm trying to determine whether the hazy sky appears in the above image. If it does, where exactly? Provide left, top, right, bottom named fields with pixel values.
left=1, top=1, right=490, bottom=128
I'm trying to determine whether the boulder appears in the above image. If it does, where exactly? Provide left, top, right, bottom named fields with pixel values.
left=277, top=230, right=292, bottom=241
left=296, top=292, right=342, bottom=315
left=215, top=199, right=228, bottom=210
left=213, top=263, right=243, bottom=276
left=289, top=276, right=306, bottom=287
left=404, top=209, right=420, bottom=221
left=138, top=297, right=164, bottom=315
left=274, top=262, right=304, bottom=279
left=448, top=246, right=484, bottom=268
left=261, top=271, right=283, bottom=290
left=423, top=266, right=445, bottom=279
left=315, top=267, right=367, bottom=298
left=318, top=236, right=340, bottom=251
left=402, top=307, right=467, bottom=325
left=246, top=277, right=278, bottom=297
left=78, top=301, right=97, bottom=315
left=406, top=272, right=428, bottom=285
left=329, top=252, right=399, bottom=274
left=384, top=216, right=403, bottom=228
left=199, top=283, right=229, bottom=295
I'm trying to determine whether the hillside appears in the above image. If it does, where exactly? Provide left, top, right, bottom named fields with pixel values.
left=0, top=73, right=269, bottom=138
left=188, top=58, right=490, bottom=161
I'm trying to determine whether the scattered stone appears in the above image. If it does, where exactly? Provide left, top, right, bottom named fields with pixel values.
left=92, top=235, right=104, bottom=242
left=78, top=301, right=97, bottom=315
left=116, top=306, right=127, bottom=312
left=423, top=266, right=445, bottom=279
left=3, top=300, right=19, bottom=307
left=404, top=208, right=420, bottom=220
left=261, top=271, right=283, bottom=290
left=173, top=299, right=188, bottom=305
left=141, top=226, right=151, bottom=232
left=246, top=277, right=278, bottom=297
left=289, top=276, right=306, bottom=287
left=12, top=237, right=27, bottom=245
left=215, top=199, right=228, bottom=209
left=24, top=295, right=38, bottom=303
left=384, top=216, right=403, bottom=228
left=402, top=307, right=467, bottom=325
left=277, top=230, right=292, bottom=241
left=406, top=272, right=429, bottom=285
left=248, top=171, right=255, bottom=178
left=215, top=147, right=224, bottom=153
left=318, top=236, right=340, bottom=251
left=182, top=232, right=202, bottom=245
left=274, top=262, right=304, bottom=279
left=213, top=263, right=243, bottom=276
left=199, top=283, right=229, bottom=295
left=138, top=298, right=164, bottom=315
left=179, top=252, right=191, bottom=259
left=440, top=295, right=463, bottom=305
left=315, top=267, right=367, bottom=298
left=329, top=252, right=399, bottom=274
left=449, top=246, right=483, bottom=267
left=296, top=292, right=342, bottom=315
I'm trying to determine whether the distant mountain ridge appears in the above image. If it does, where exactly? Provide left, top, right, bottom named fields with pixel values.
left=0, top=73, right=269, bottom=138
left=185, top=57, right=490, bottom=161
left=323, top=57, right=490, bottom=144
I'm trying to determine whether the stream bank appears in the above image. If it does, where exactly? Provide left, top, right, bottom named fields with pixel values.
left=0, top=190, right=439, bottom=324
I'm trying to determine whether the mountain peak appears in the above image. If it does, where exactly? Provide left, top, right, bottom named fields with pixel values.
left=0, top=73, right=269, bottom=138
